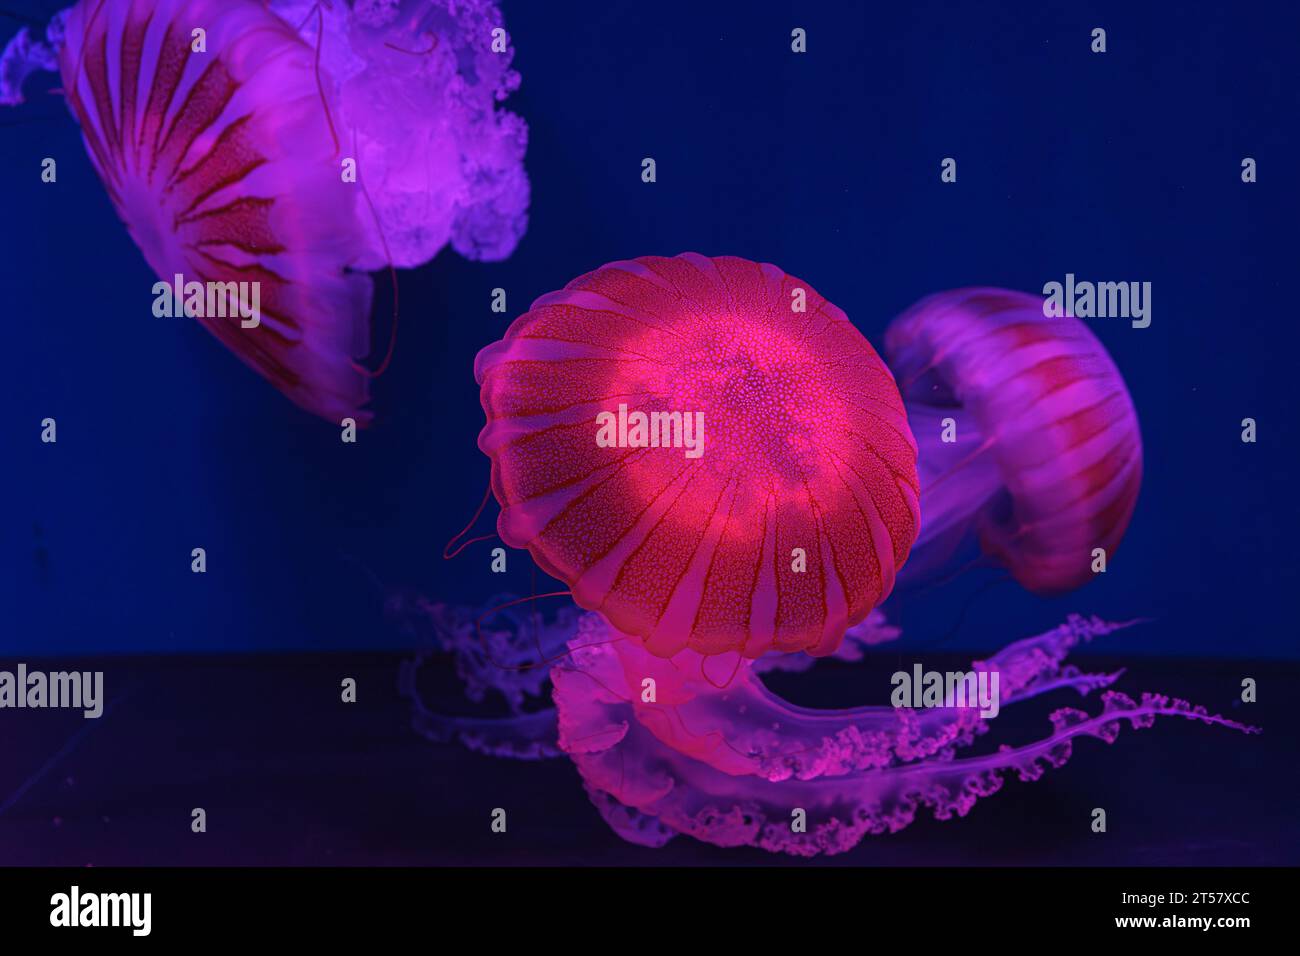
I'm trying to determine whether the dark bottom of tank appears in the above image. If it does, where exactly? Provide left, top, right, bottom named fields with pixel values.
left=2, top=650, right=1292, bottom=867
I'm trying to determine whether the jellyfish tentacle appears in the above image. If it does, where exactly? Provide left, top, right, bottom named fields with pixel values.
left=582, top=782, right=679, bottom=849
left=552, top=613, right=1258, bottom=856
left=348, top=121, right=402, bottom=379
left=553, top=613, right=1151, bottom=783
left=402, top=660, right=560, bottom=760
left=0, top=10, right=67, bottom=106
left=271, top=0, right=530, bottom=268
left=393, top=595, right=606, bottom=760
left=401, top=597, right=1257, bottom=857
left=562, top=684, right=1256, bottom=857
left=443, top=480, right=498, bottom=559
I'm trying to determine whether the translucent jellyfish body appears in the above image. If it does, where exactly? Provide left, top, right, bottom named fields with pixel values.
left=401, top=599, right=1257, bottom=856
left=271, top=0, right=530, bottom=267
left=2, top=0, right=530, bottom=422
left=475, top=253, right=921, bottom=659
left=885, top=288, right=1143, bottom=593
left=551, top=613, right=1254, bottom=855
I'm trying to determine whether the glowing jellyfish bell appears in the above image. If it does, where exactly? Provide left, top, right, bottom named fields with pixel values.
left=1, top=0, right=530, bottom=423
left=884, top=288, right=1143, bottom=592
left=474, top=253, right=921, bottom=659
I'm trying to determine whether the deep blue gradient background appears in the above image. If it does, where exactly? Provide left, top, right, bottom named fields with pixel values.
left=3, top=0, right=1299, bottom=665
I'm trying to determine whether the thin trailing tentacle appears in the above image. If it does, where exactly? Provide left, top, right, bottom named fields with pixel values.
left=0, top=9, right=67, bottom=106
left=395, top=596, right=1259, bottom=856
left=552, top=614, right=1259, bottom=856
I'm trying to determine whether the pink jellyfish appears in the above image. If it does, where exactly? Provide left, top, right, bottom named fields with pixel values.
left=403, top=267, right=1255, bottom=857
left=884, top=288, right=1143, bottom=593
left=2, top=0, right=529, bottom=423
left=474, top=253, right=921, bottom=659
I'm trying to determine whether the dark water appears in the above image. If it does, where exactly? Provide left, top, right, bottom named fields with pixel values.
left=0, top=651, right=1294, bottom=865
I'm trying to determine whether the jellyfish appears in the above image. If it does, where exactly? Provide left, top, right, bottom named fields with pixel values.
left=1, top=0, right=529, bottom=422
left=406, top=261, right=1254, bottom=857
left=474, top=253, right=921, bottom=659
left=884, top=288, right=1143, bottom=593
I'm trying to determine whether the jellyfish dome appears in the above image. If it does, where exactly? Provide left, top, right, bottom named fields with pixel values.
left=475, top=253, right=921, bottom=659
left=884, top=288, right=1143, bottom=593
left=2, top=0, right=530, bottom=423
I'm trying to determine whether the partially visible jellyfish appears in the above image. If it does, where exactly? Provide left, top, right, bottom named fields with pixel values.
left=885, top=288, right=1142, bottom=593
left=1, top=0, right=529, bottom=422
left=56, top=0, right=376, bottom=421
left=405, top=262, right=1251, bottom=857
left=475, top=253, right=920, bottom=659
